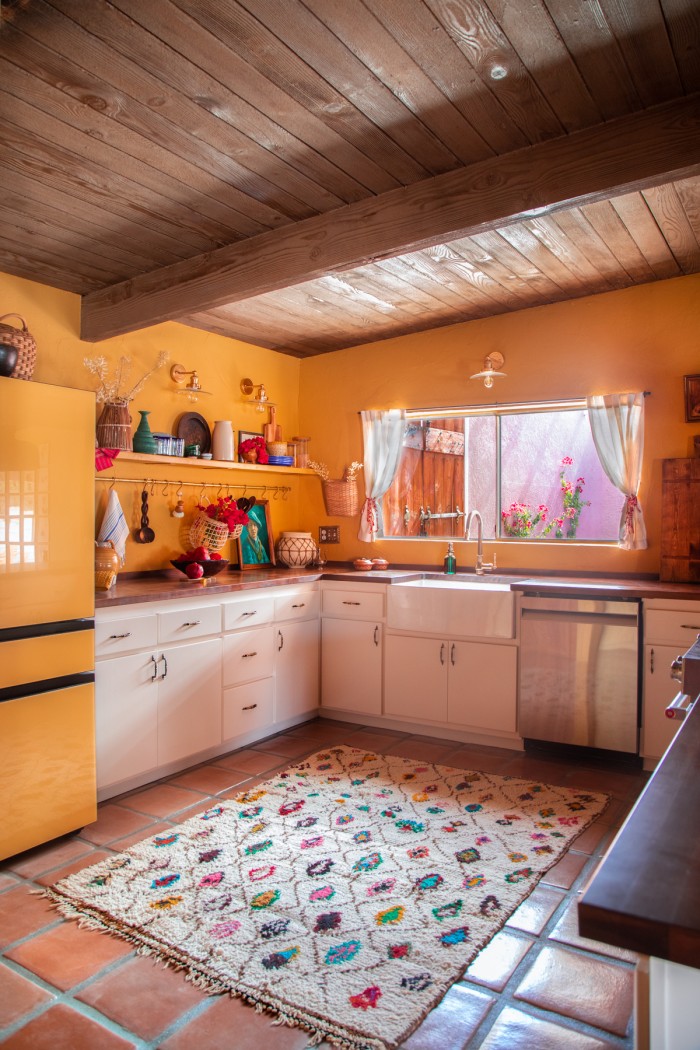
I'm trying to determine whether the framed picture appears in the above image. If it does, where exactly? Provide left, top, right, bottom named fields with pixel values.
left=236, top=500, right=276, bottom=569
left=684, top=375, right=700, bottom=422
left=238, top=430, right=264, bottom=462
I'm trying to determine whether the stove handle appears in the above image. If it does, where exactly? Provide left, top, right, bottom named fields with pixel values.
left=665, top=691, right=695, bottom=721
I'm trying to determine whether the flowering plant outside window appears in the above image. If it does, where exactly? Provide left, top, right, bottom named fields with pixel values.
left=501, top=457, right=590, bottom=539
left=501, top=501, right=549, bottom=537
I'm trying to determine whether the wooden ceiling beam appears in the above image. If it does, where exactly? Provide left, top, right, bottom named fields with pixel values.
left=81, top=93, right=700, bottom=341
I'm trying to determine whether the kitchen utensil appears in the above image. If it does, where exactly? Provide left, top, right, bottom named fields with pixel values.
left=236, top=496, right=256, bottom=512
left=136, top=489, right=155, bottom=543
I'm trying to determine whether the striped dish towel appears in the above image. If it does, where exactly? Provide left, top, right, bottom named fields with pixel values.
left=98, top=489, right=130, bottom=566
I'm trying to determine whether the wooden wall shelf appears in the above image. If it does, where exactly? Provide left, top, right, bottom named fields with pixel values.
left=115, top=450, right=316, bottom=477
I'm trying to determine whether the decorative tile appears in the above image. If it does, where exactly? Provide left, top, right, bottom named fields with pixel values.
left=0, top=965, right=55, bottom=1026
left=5, top=919, right=133, bottom=990
left=77, top=804, right=155, bottom=846
left=117, top=783, right=207, bottom=817
left=403, top=984, right=494, bottom=1048
left=76, top=954, right=208, bottom=1039
left=514, top=945, right=634, bottom=1036
left=548, top=899, right=638, bottom=963
left=465, top=930, right=534, bottom=991
left=506, top=885, right=566, bottom=935
left=0, top=1003, right=135, bottom=1049
left=479, top=1005, right=619, bottom=1048
left=0, top=885, right=61, bottom=949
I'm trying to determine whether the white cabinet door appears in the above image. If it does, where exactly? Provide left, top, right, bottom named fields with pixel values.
left=157, top=637, right=222, bottom=766
left=642, top=643, right=684, bottom=759
left=448, top=641, right=517, bottom=733
left=384, top=634, right=448, bottom=722
left=95, top=652, right=159, bottom=789
left=275, top=618, right=319, bottom=722
left=321, top=618, right=382, bottom=715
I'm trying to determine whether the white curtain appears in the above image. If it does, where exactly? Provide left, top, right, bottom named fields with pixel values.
left=587, top=392, right=647, bottom=550
left=358, top=409, right=406, bottom=542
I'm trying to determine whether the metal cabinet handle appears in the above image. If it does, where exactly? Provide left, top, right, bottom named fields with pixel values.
left=242, top=703, right=258, bottom=711
left=159, top=654, right=168, bottom=679
left=374, top=625, right=379, bottom=646
left=150, top=654, right=159, bottom=681
left=182, top=620, right=201, bottom=627
left=451, top=643, right=456, bottom=665
left=242, top=651, right=258, bottom=659
left=343, top=600, right=361, bottom=605
left=278, top=630, right=284, bottom=651
left=292, top=602, right=306, bottom=608
left=680, top=624, right=700, bottom=630
left=110, top=632, right=131, bottom=639
left=440, top=642, right=445, bottom=665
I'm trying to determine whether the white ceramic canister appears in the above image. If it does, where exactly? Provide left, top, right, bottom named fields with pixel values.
left=212, top=420, right=234, bottom=461
left=276, top=531, right=317, bottom=568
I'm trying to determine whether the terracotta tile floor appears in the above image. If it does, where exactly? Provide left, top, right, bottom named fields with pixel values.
left=0, top=718, right=647, bottom=1049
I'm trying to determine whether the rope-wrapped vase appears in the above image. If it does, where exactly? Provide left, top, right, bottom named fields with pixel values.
left=96, top=401, right=132, bottom=451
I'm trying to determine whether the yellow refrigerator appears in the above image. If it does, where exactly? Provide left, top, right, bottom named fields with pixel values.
left=0, top=377, right=97, bottom=860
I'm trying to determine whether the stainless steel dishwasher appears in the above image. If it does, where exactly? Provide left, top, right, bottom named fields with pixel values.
left=518, top=594, right=641, bottom=756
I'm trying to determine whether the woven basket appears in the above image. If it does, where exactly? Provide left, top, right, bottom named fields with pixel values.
left=96, top=401, right=132, bottom=450
left=0, top=314, right=37, bottom=381
left=322, top=477, right=360, bottom=517
left=267, top=441, right=288, bottom=457
left=188, top=513, right=242, bottom=552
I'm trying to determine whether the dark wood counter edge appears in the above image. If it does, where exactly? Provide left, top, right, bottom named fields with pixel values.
left=96, top=567, right=700, bottom=608
left=578, top=700, right=700, bottom=968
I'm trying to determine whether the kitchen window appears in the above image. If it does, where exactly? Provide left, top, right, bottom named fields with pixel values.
left=381, top=401, right=624, bottom=542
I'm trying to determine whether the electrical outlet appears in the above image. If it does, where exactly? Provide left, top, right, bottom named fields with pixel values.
left=319, top=526, right=340, bottom=543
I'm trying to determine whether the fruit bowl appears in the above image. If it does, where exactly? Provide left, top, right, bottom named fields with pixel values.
left=171, top=559, right=229, bottom=579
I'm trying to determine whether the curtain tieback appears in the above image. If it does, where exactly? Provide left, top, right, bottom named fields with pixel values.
left=365, top=496, right=378, bottom=534
left=623, top=493, right=638, bottom=536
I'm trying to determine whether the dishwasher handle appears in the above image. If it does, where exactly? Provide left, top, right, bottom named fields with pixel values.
left=521, top=607, right=639, bottom=628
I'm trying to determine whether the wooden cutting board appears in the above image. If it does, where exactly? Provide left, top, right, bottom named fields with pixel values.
left=660, top=457, right=700, bottom=581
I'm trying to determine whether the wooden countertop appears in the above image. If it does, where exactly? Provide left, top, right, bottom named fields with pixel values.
left=579, top=700, right=700, bottom=967
left=95, top=566, right=700, bottom=608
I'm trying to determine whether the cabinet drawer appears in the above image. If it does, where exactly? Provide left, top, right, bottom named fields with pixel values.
left=645, top=609, right=700, bottom=646
left=158, top=604, right=221, bottom=644
left=223, top=678, right=274, bottom=741
left=322, top=588, right=384, bottom=620
left=223, top=596, right=275, bottom=631
left=95, top=614, right=157, bottom=657
left=223, top=625, right=275, bottom=686
left=275, top=590, right=320, bottom=622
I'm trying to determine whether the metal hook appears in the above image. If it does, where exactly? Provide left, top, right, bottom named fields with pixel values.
left=150, top=479, right=156, bottom=496
left=162, top=480, right=169, bottom=496
left=109, top=476, right=116, bottom=490
left=177, top=483, right=183, bottom=499
left=199, top=484, right=207, bottom=505
left=282, top=487, right=289, bottom=501
left=273, top=488, right=280, bottom=499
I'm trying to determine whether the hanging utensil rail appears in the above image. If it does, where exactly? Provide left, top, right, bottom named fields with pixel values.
left=97, top=475, right=291, bottom=497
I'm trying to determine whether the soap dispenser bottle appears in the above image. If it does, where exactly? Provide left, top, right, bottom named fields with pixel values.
left=444, top=542, right=456, bottom=575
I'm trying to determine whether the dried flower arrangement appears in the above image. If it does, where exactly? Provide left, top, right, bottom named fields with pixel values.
left=308, top=460, right=363, bottom=482
left=84, top=351, right=169, bottom=404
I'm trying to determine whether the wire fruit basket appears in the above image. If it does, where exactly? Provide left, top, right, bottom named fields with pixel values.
left=188, top=514, right=242, bottom=552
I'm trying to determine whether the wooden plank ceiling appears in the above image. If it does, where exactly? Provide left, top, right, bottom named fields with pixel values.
left=0, top=0, right=699, bottom=356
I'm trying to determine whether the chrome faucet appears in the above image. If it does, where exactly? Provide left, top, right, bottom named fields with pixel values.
left=465, top=509, right=496, bottom=574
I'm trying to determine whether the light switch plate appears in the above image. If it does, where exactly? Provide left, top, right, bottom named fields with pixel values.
left=319, top=526, right=340, bottom=543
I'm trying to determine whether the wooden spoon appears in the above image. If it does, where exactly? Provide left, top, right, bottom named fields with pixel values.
left=136, top=489, right=155, bottom=543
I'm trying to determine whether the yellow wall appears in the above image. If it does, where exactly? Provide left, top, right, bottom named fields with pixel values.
left=2, top=269, right=699, bottom=577
left=0, top=272, right=304, bottom=570
left=298, top=274, right=700, bottom=577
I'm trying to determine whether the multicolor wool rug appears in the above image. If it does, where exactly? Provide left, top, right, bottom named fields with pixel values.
left=45, top=746, right=609, bottom=1049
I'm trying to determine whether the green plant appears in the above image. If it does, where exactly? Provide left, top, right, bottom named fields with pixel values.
left=501, top=501, right=549, bottom=538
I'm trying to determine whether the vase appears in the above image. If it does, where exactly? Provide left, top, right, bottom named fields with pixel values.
left=212, top=420, right=234, bottom=461
left=132, top=409, right=158, bottom=454
left=242, top=449, right=258, bottom=463
left=276, top=531, right=317, bottom=568
left=96, top=401, right=132, bottom=450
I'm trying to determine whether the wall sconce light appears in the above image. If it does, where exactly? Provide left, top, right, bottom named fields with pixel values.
left=470, top=352, right=507, bottom=389
left=170, top=363, right=212, bottom=402
left=241, top=378, right=275, bottom=412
